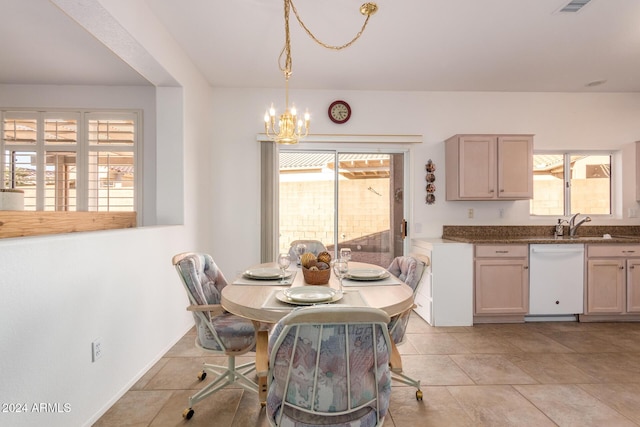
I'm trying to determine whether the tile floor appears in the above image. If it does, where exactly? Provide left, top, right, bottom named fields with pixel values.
left=95, top=316, right=640, bottom=426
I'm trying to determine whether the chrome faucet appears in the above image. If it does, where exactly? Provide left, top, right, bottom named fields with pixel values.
left=568, top=213, right=591, bottom=236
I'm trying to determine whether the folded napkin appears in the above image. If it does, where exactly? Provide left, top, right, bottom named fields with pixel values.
left=233, top=270, right=297, bottom=286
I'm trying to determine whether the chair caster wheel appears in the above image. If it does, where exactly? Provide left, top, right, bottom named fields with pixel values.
left=197, top=371, right=207, bottom=381
left=416, top=390, right=423, bottom=401
left=183, top=408, right=194, bottom=419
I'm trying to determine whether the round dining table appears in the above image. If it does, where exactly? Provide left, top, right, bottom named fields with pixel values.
left=221, top=261, right=415, bottom=403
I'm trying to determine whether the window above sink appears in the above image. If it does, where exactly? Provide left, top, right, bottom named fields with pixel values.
left=530, top=152, right=611, bottom=217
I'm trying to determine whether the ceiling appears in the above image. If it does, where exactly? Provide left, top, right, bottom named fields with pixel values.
left=1, top=0, right=640, bottom=92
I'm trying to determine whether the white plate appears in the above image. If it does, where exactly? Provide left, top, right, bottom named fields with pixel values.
left=347, top=269, right=389, bottom=280
left=276, top=291, right=344, bottom=305
left=277, top=288, right=343, bottom=305
left=244, top=268, right=291, bottom=280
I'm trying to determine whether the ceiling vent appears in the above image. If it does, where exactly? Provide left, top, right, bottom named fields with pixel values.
left=558, top=0, right=592, bottom=13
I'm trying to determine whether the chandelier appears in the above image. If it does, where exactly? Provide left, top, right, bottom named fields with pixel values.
left=264, top=1, right=379, bottom=144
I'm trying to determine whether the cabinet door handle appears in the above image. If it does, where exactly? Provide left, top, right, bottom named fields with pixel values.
left=620, top=266, right=625, bottom=270
left=623, top=250, right=636, bottom=254
left=495, top=250, right=509, bottom=254
left=631, top=265, right=635, bottom=269
left=500, top=189, right=505, bottom=192
left=523, top=266, right=529, bottom=270
left=489, top=189, right=495, bottom=193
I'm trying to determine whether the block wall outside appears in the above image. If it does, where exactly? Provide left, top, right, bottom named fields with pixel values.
left=279, top=177, right=390, bottom=253
left=531, top=178, right=610, bottom=216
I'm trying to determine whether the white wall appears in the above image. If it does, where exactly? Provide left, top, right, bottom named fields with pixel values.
left=0, top=2, right=217, bottom=425
left=209, top=89, right=640, bottom=276
left=0, top=227, right=192, bottom=426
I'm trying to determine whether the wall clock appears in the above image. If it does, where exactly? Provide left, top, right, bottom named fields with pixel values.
left=328, top=100, right=351, bottom=124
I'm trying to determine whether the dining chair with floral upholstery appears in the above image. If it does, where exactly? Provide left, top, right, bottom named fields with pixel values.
left=172, top=252, right=258, bottom=420
left=266, top=305, right=392, bottom=427
left=386, top=255, right=427, bottom=400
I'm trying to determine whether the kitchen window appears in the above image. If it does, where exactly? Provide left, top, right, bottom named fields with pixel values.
left=1, top=110, right=139, bottom=212
left=530, top=152, right=611, bottom=216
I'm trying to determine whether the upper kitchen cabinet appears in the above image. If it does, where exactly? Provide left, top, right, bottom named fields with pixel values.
left=445, top=134, right=533, bottom=200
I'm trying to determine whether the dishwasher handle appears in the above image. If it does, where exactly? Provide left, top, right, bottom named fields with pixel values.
left=531, top=246, right=584, bottom=254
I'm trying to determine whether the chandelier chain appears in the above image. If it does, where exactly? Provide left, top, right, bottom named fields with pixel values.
left=278, top=0, right=293, bottom=78
left=266, top=1, right=377, bottom=144
left=289, top=0, right=373, bottom=51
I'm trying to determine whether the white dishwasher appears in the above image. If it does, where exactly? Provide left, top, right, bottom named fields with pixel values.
left=528, top=244, right=585, bottom=319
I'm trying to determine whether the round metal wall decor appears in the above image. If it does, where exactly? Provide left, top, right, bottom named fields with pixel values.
left=425, top=159, right=436, bottom=204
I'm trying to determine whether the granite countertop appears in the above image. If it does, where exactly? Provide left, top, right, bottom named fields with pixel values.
left=442, top=225, right=640, bottom=245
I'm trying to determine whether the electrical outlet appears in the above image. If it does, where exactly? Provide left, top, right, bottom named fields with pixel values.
left=468, top=208, right=474, bottom=219
left=629, top=208, right=638, bottom=218
left=499, top=208, right=504, bottom=218
left=92, top=338, right=103, bottom=362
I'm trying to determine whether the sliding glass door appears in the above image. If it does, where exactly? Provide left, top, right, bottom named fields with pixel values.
left=277, top=150, right=406, bottom=268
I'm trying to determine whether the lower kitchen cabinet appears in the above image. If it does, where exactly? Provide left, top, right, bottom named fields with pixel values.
left=583, top=244, right=640, bottom=320
left=474, top=244, right=529, bottom=322
left=628, top=258, right=640, bottom=312
left=586, top=258, right=625, bottom=313
left=411, top=239, right=473, bottom=326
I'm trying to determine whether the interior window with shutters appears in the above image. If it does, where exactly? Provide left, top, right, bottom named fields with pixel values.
left=87, top=117, right=136, bottom=211
left=1, top=110, right=139, bottom=214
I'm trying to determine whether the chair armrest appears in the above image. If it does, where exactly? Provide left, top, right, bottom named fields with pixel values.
left=186, top=304, right=225, bottom=317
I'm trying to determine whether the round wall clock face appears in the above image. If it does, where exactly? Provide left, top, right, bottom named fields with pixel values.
left=328, top=100, right=351, bottom=124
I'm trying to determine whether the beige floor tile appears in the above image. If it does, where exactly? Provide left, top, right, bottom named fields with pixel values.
left=142, top=357, right=213, bottom=391
left=579, top=383, right=640, bottom=425
left=430, top=325, right=477, bottom=334
left=96, top=317, right=640, bottom=427
left=405, top=314, right=432, bottom=333
left=406, top=332, right=471, bottom=355
left=450, top=354, right=537, bottom=385
left=539, top=330, right=627, bottom=353
left=396, top=354, right=474, bottom=386
left=130, top=358, right=170, bottom=391
left=396, top=336, right=419, bottom=355
left=230, top=390, right=270, bottom=427
left=93, top=390, right=173, bottom=427
left=589, top=330, right=640, bottom=351
left=162, top=334, right=209, bottom=358
left=470, top=322, right=555, bottom=334
left=501, top=331, right=576, bottom=353
left=505, top=353, right=598, bottom=384
left=148, top=389, right=243, bottom=427
left=448, top=385, right=556, bottom=426
left=452, top=332, right=523, bottom=354
left=388, top=386, right=474, bottom=426
left=561, top=352, right=640, bottom=383
left=515, top=384, right=638, bottom=426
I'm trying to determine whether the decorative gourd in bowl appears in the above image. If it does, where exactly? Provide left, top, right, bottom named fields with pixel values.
left=300, top=251, right=332, bottom=285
